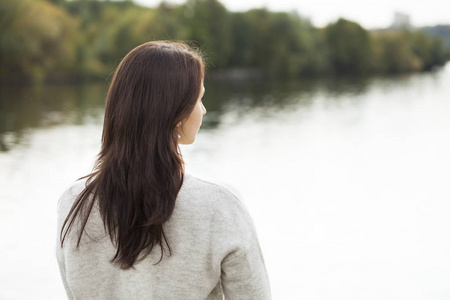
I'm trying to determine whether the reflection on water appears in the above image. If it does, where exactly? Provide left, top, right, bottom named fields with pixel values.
left=0, top=83, right=107, bottom=151
left=202, top=75, right=373, bottom=126
left=0, top=75, right=374, bottom=151
left=0, top=64, right=449, bottom=300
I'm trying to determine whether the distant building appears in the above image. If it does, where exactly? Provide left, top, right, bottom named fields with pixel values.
left=390, top=12, right=412, bottom=29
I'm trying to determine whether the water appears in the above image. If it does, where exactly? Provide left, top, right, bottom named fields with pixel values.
left=1, top=65, right=449, bottom=299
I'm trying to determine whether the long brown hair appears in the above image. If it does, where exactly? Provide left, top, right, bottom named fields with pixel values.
left=60, top=41, right=205, bottom=269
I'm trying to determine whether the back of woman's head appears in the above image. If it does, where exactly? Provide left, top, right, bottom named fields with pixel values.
left=61, top=41, right=205, bottom=269
left=103, top=41, right=204, bottom=155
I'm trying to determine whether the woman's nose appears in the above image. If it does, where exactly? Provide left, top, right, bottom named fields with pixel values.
left=202, top=104, right=207, bottom=115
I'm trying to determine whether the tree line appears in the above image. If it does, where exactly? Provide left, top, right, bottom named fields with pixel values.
left=1, top=0, right=449, bottom=83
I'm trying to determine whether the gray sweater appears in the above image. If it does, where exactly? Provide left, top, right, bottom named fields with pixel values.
left=56, top=174, right=271, bottom=299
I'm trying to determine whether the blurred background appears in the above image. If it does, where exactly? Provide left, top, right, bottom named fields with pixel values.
left=1, top=0, right=450, bottom=299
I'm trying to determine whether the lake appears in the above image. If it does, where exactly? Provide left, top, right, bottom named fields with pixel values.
left=1, top=64, right=449, bottom=299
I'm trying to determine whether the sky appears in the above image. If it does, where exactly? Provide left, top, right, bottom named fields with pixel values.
left=133, top=0, right=450, bottom=29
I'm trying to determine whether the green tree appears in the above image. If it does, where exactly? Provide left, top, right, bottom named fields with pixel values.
left=1, top=0, right=448, bottom=82
left=409, top=31, right=447, bottom=70
left=228, top=12, right=252, bottom=67
left=0, top=0, right=79, bottom=82
left=325, top=18, right=372, bottom=75
left=179, top=0, right=232, bottom=68
left=371, top=32, right=422, bottom=74
left=46, top=0, right=66, bottom=6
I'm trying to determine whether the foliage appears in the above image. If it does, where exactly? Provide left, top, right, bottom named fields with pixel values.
left=408, top=31, right=448, bottom=70
left=178, top=0, right=232, bottom=68
left=423, top=25, right=450, bottom=50
left=0, top=0, right=449, bottom=83
left=371, top=32, right=422, bottom=73
left=240, top=10, right=324, bottom=77
left=370, top=30, right=448, bottom=73
left=324, top=19, right=373, bottom=75
left=0, top=0, right=79, bottom=82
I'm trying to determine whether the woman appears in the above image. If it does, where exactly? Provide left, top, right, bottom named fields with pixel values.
left=56, top=41, right=271, bottom=299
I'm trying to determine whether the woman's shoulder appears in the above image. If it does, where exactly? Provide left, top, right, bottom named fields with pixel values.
left=181, top=175, right=258, bottom=258
left=57, top=178, right=89, bottom=215
left=182, top=174, right=243, bottom=205
left=180, top=174, right=252, bottom=221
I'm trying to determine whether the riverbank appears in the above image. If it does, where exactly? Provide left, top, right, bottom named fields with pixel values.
left=2, top=63, right=449, bottom=87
